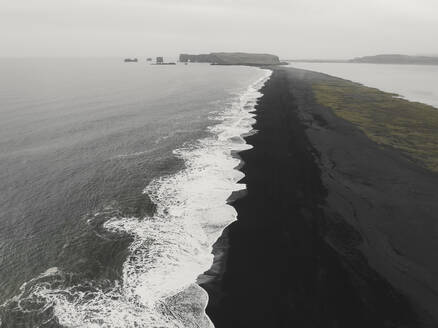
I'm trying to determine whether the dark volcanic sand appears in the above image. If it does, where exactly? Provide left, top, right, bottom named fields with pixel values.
left=200, top=67, right=438, bottom=328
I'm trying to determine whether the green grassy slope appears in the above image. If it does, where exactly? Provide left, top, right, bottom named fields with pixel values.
left=312, top=79, right=438, bottom=172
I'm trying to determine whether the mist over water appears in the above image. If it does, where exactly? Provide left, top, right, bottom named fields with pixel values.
left=0, top=58, right=270, bottom=327
left=289, top=62, right=438, bottom=108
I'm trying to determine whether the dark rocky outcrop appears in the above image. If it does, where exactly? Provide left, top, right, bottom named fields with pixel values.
left=179, top=52, right=283, bottom=65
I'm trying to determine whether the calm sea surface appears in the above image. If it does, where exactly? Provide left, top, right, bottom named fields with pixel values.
left=289, top=62, right=438, bottom=108
left=0, top=58, right=270, bottom=327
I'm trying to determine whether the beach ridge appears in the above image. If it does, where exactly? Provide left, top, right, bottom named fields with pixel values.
left=200, top=67, right=438, bottom=328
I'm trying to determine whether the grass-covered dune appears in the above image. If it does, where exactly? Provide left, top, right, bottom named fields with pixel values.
left=312, top=79, right=438, bottom=172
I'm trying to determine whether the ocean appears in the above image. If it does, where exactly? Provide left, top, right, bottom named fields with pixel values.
left=288, top=62, right=438, bottom=108
left=0, top=58, right=271, bottom=327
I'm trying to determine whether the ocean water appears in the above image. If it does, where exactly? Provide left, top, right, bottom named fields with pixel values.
left=288, top=62, right=438, bottom=108
left=0, top=58, right=271, bottom=327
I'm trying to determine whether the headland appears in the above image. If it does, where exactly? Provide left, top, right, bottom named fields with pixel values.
left=179, top=52, right=286, bottom=66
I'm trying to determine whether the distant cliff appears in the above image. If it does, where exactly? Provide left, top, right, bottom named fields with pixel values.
left=350, top=54, right=438, bottom=65
left=179, top=52, right=282, bottom=65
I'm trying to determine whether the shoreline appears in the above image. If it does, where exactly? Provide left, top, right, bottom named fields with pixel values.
left=200, top=67, right=438, bottom=327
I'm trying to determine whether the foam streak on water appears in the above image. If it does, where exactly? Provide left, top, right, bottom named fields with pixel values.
left=1, top=69, right=271, bottom=328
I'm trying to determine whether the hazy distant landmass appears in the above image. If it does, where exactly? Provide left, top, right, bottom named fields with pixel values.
left=179, top=52, right=283, bottom=65
left=289, top=54, right=438, bottom=65
left=351, top=54, right=438, bottom=65
left=288, top=59, right=349, bottom=63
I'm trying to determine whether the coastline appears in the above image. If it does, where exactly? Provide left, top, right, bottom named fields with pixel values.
left=200, top=67, right=438, bottom=327
left=0, top=64, right=272, bottom=327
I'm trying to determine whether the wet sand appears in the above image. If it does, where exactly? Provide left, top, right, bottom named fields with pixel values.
left=200, top=67, right=438, bottom=328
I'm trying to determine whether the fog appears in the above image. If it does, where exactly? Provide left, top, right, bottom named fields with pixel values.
left=1, top=0, right=437, bottom=59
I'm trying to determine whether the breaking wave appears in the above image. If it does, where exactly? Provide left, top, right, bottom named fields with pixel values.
left=0, top=69, right=271, bottom=328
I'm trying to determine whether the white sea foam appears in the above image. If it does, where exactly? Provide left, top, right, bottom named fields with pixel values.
left=1, top=69, right=271, bottom=328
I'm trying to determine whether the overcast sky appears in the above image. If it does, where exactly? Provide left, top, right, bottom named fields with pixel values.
left=1, top=0, right=437, bottom=59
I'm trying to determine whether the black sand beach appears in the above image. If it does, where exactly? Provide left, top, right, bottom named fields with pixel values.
left=200, top=67, right=438, bottom=327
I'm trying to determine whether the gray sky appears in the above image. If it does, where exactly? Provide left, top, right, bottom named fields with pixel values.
left=1, top=0, right=437, bottom=59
